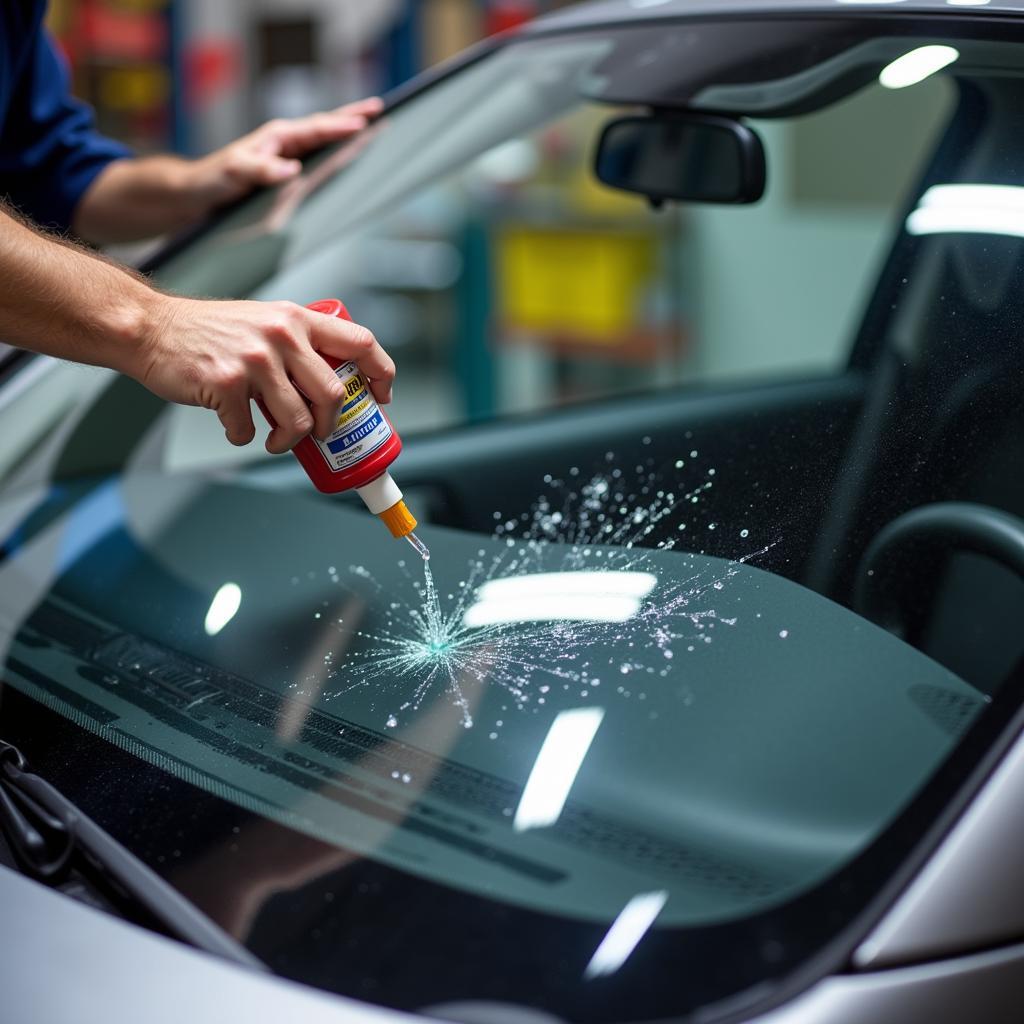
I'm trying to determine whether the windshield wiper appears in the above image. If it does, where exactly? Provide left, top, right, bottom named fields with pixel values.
left=0, top=740, right=265, bottom=971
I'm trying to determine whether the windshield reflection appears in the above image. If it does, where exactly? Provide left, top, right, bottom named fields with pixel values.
left=464, top=571, right=657, bottom=627
left=204, top=582, right=242, bottom=636
left=584, top=889, right=669, bottom=980
left=514, top=706, right=605, bottom=833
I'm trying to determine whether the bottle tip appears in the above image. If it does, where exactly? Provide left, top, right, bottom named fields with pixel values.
left=406, top=532, right=430, bottom=560
left=378, top=499, right=418, bottom=539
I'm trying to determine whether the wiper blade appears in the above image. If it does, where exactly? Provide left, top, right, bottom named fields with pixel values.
left=0, top=740, right=265, bottom=971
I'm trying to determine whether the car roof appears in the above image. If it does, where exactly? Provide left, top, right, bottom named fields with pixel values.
left=528, top=0, right=1024, bottom=35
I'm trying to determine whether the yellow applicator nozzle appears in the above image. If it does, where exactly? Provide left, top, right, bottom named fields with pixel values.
left=378, top=499, right=417, bottom=539
left=355, top=473, right=430, bottom=558
left=381, top=502, right=430, bottom=560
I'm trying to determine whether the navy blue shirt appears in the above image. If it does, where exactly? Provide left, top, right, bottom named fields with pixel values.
left=1, top=3, right=132, bottom=232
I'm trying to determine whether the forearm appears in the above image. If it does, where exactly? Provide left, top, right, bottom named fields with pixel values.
left=0, top=202, right=159, bottom=374
left=71, top=155, right=209, bottom=245
left=0, top=201, right=394, bottom=455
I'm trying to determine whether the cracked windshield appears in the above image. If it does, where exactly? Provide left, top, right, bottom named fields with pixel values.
left=2, top=18, right=1023, bottom=1022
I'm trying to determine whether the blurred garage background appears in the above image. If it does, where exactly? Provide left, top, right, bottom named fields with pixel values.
left=45, top=0, right=950, bottom=449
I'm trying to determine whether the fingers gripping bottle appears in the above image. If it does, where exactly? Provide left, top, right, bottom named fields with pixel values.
left=275, top=299, right=427, bottom=557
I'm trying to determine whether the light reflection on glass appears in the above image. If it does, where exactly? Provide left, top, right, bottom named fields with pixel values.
left=276, top=595, right=366, bottom=743
left=907, top=184, right=1024, bottom=239
left=584, top=890, right=669, bottom=979
left=204, top=583, right=242, bottom=637
left=514, top=706, right=605, bottom=833
left=463, top=571, right=657, bottom=628
left=879, top=45, right=959, bottom=89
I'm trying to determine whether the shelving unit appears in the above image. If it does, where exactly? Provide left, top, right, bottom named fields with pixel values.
left=47, top=0, right=182, bottom=153
left=47, top=1, right=582, bottom=154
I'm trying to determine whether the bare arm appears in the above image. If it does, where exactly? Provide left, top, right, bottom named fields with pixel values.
left=72, top=98, right=384, bottom=245
left=68, top=154, right=211, bottom=244
left=0, top=204, right=395, bottom=453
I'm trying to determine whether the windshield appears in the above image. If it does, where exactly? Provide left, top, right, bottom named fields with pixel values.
left=2, top=13, right=1024, bottom=1024
left=142, top=18, right=974, bottom=468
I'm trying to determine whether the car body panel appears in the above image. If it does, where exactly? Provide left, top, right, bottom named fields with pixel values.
left=854, top=719, right=1024, bottom=968
left=0, top=865, right=404, bottom=1024
left=752, top=938, right=1024, bottom=1024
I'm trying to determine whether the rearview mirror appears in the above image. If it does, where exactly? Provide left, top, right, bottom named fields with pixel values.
left=595, top=112, right=766, bottom=205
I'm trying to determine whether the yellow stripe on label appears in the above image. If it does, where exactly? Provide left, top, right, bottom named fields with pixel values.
left=336, top=396, right=371, bottom=429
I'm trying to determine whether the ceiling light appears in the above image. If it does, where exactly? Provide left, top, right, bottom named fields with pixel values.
left=879, top=45, right=959, bottom=89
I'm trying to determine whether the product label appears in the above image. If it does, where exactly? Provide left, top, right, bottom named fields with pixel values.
left=314, top=361, right=393, bottom=472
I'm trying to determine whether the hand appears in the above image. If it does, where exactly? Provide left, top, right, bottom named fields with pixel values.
left=135, top=296, right=395, bottom=454
left=182, top=97, right=384, bottom=213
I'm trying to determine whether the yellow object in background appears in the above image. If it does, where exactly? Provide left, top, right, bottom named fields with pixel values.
left=98, top=65, right=170, bottom=113
left=422, top=0, right=484, bottom=67
left=498, top=227, right=656, bottom=341
left=113, top=0, right=169, bottom=11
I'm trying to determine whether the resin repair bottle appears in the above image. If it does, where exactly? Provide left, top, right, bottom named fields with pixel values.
left=274, top=299, right=427, bottom=557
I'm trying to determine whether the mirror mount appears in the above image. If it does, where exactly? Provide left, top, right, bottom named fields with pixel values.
left=595, top=109, right=767, bottom=206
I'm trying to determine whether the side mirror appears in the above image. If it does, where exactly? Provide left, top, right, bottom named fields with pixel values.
left=595, top=112, right=766, bottom=205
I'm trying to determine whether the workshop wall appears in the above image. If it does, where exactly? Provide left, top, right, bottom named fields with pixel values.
left=46, top=1, right=572, bottom=154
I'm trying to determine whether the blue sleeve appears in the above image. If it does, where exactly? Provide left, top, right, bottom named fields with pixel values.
left=0, top=29, right=133, bottom=232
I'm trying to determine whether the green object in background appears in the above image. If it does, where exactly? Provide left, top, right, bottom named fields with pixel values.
left=456, top=217, right=496, bottom=421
